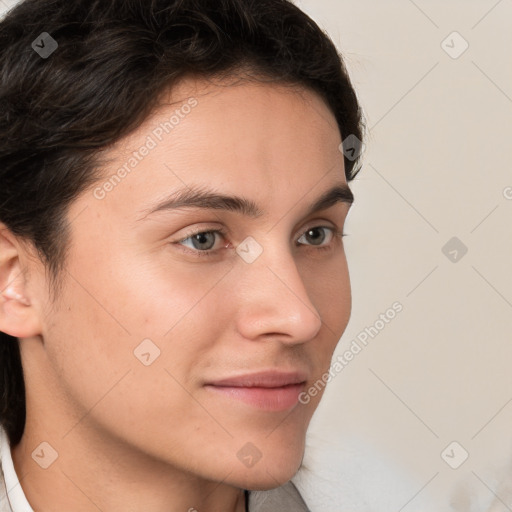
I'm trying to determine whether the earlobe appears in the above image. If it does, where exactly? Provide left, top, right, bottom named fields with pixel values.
left=0, top=225, right=42, bottom=339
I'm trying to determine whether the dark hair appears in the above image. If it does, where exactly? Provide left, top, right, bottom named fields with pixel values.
left=0, top=0, right=364, bottom=447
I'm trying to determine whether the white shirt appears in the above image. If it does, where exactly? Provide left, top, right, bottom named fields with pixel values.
left=0, top=427, right=32, bottom=512
left=0, top=426, right=309, bottom=512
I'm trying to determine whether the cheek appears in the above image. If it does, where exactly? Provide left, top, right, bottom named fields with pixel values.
left=301, top=252, right=351, bottom=373
left=41, top=265, right=234, bottom=453
left=41, top=253, right=228, bottom=414
left=304, top=251, right=351, bottom=332
left=41, top=277, right=135, bottom=408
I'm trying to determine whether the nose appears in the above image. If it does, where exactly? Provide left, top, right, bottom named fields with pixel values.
left=234, top=247, right=323, bottom=344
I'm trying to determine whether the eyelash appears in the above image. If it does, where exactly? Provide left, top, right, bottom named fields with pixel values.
left=173, top=226, right=345, bottom=258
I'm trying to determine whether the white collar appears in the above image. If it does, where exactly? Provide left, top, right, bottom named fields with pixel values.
left=0, top=426, right=34, bottom=512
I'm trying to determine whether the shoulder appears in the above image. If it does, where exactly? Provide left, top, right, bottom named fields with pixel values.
left=248, top=481, right=310, bottom=512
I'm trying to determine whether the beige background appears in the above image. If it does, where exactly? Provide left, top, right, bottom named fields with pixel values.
left=2, top=0, right=511, bottom=510
left=293, top=1, right=512, bottom=511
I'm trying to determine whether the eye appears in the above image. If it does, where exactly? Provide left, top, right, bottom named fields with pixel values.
left=297, top=226, right=336, bottom=247
left=179, top=230, right=225, bottom=251
left=173, top=226, right=344, bottom=256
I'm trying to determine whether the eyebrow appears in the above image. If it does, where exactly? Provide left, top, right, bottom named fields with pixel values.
left=137, top=184, right=353, bottom=221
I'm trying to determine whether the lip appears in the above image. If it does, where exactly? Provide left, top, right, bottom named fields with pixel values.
left=204, top=370, right=308, bottom=412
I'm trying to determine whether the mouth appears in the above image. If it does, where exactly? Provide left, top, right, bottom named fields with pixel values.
left=204, top=370, right=308, bottom=412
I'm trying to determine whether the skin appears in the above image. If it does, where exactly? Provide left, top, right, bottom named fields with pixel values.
left=0, top=76, right=353, bottom=512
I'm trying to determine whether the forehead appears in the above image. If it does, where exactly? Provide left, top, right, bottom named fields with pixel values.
left=111, top=75, right=341, bottom=159
left=85, top=76, right=346, bottom=218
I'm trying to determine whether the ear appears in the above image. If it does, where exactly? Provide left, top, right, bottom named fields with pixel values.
left=0, top=224, right=42, bottom=338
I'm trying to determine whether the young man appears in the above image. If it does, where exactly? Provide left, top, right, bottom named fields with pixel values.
left=0, top=0, right=364, bottom=510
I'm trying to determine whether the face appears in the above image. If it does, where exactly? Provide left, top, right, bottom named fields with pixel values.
left=31, top=77, right=352, bottom=489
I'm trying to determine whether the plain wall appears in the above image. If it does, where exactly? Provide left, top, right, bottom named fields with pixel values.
left=294, top=1, right=512, bottom=511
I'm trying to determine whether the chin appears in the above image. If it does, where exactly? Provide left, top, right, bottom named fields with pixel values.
left=227, top=443, right=305, bottom=491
